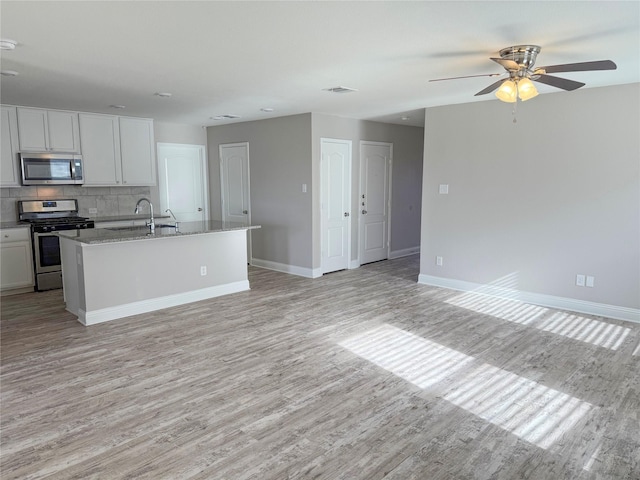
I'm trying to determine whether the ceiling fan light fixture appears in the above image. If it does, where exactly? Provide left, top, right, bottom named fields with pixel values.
left=517, top=77, right=539, bottom=101
left=495, top=80, right=517, bottom=103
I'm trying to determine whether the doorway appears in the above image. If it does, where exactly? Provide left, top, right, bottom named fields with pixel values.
left=219, top=142, right=251, bottom=261
left=321, top=138, right=352, bottom=274
left=157, top=143, right=208, bottom=222
left=359, top=141, right=392, bottom=265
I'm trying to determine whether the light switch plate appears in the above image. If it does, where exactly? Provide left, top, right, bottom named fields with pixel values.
left=439, top=184, right=449, bottom=194
left=88, top=208, right=98, bottom=214
left=576, top=274, right=586, bottom=287
left=586, top=276, right=595, bottom=287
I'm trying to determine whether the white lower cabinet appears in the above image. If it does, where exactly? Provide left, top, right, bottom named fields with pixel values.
left=80, top=114, right=156, bottom=187
left=0, top=227, right=34, bottom=294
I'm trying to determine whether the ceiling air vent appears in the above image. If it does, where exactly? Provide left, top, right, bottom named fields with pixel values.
left=212, top=114, right=241, bottom=120
left=324, top=86, right=358, bottom=94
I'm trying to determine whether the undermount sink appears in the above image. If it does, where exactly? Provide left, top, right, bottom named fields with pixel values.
left=106, top=226, right=149, bottom=231
left=106, top=224, right=178, bottom=232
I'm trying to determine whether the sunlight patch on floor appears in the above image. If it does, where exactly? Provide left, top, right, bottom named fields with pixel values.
left=445, top=274, right=630, bottom=351
left=339, top=324, right=593, bottom=450
left=536, top=312, right=630, bottom=351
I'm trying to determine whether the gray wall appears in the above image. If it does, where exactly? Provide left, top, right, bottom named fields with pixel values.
left=311, top=114, right=424, bottom=266
left=207, top=114, right=314, bottom=268
left=420, top=83, right=640, bottom=309
left=207, top=113, right=424, bottom=272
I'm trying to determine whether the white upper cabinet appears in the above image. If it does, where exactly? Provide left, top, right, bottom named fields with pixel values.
left=79, top=113, right=122, bottom=186
left=17, top=107, right=80, bottom=153
left=79, top=114, right=156, bottom=187
left=1, top=106, right=20, bottom=186
left=119, top=117, right=156, bottom=186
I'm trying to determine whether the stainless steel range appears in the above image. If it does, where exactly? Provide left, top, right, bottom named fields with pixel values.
left=18, top=199, right=94, bottom=291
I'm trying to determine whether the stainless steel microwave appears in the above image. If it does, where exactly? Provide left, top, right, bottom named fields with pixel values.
left=20, top=153, right=84, bottom=185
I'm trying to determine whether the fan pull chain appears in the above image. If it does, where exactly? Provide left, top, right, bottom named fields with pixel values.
left=512, top=94, right=518, bottom=124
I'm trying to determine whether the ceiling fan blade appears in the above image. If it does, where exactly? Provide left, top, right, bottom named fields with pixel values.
left=429, top=73, right=502, bottom=82
left=474, top=79, right=506, bottom=96
left=533, top=74, right=585, bottom=91
left=490, top=57, right=520, bottom=70
left=535, top=60, right=617, bottom=74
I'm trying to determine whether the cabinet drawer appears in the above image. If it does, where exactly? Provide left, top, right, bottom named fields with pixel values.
left=0, top=228, right=31, bottom=243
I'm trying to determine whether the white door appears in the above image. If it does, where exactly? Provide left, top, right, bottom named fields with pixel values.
left=220, top=142, right=251, bottom=258
left=321, top=138, right=351, bottom=274
left=359, top=141, right=392, bottom=265
left=157, top=143, right=208, bottom=222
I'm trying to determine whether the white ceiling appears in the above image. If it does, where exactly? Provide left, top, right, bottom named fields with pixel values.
left=1, top=1, right=638, bottom=128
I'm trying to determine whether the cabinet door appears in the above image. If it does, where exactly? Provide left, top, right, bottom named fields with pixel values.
left=17, top=107, right=49, bottom=151
left=1, top=106, right=20, bottom=186
left=17, top=107, right=80, bottom=153
left=79, top=113, right=122, bottom=186
left=119, top=117, right=156, bottom=186
left=0, top=239, right=34, bottom=290
left=47, top=110, right=80, bottom=152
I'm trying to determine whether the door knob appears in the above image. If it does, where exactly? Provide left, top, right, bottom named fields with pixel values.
left=362, top=210, right=367, bottom=214
left=344, top=212, right=349, bottom=217
left=197, top=207, right=203, bottom=211
left=243, top=210, right=248, bottom=214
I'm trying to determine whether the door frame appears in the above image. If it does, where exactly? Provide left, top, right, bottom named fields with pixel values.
left=320, top=137, right=352, bottom=274
left=219, top=141, right=252, bottom=261
left=157, top=142, right=208, bottom=221
left=359, top=140, right=393, bottom=265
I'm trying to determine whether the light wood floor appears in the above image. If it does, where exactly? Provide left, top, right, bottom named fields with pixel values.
left=1, top=255, right=639, bottom=479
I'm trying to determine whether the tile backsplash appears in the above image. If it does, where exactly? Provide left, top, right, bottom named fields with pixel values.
left=1, top=185, right=157, bottom=221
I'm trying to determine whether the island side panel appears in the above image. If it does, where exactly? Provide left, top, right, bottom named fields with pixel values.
left=59, top=235, right=85, bottom=317
left=79, top=229, right=249, bottom=323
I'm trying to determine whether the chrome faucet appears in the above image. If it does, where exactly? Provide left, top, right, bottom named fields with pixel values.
left=135, top=198, right=155, bottom=233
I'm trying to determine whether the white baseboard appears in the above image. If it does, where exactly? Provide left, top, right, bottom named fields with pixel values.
left=389, top=246, right=420, bottom=259
left=251, top=258, right=321, bottom=278
left=418, top=274, right=640, bottom=324
left=77, top=281, right=250, bottom=326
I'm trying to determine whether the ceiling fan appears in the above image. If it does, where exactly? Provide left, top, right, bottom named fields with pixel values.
left=430, top=45, right=617, bottom=103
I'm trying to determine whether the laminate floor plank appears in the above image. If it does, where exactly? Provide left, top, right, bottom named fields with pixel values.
left=1, top=255, right=638, bottom=479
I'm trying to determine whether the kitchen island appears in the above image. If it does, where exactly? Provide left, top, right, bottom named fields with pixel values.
left=59, top=221, right=259, bottom=325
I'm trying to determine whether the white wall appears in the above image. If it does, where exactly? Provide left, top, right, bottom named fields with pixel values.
left=420, top=83, right=640, bottom=316
left=154, top=121, right=207, bottom=146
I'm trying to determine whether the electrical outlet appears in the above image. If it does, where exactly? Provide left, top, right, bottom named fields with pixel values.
left=436, top=256, right=443, bottom=266
left=576, top=274, right=585, bottom=287
left=200, top=266, right=207, bottom=276
left=586, top=276, right=595, bottom=288
left=88, top=208, right=98, bottom=214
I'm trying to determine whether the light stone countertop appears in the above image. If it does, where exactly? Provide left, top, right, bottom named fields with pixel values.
left=0, top=221, right=29, bottom=230
left=58, top=220, right=260, bottom=245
